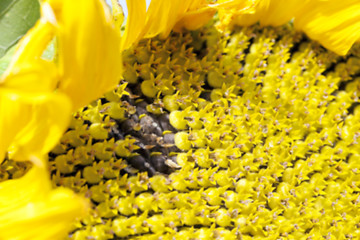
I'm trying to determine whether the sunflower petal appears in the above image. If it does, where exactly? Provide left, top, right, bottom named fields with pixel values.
left=258, top=0, right=304, bottom=26
left=141, top=0, right=178, bottom=39
left=294, top=0, right=360, bottom=56
left=217, top=0, right=304, bottom=27
left=121, top=0, right=147, bottom=50
left=0, top=163, right=88, bottom=240
left=173, top=4, right=217, bottom=32
left=0, top=88, right=71, bottom=162
left=2, top=20, right=55, bottom=82
left=123, top=0, right=214, bottom=47
left=46, top=0, right=122, bottom=110
left=1, top=60, right=58, bottom=93
left=216, top=0, right=259, bottom=29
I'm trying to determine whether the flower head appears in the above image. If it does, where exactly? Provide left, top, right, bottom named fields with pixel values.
left=45, top=17, right=360, bottom=238
left=2, top=0, right=360, bottom=239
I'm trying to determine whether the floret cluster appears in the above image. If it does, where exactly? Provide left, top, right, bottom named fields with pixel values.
left=3, top=21, right=360, bottom=239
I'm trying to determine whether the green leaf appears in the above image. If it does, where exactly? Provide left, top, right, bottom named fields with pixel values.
left=0, top=43, right=16, bottom=76
left=0, top=0, right=40, bottom=58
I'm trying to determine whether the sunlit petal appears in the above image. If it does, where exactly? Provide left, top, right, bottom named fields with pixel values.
left=216, top=0, right=360, bottom=55
left=0, top=88, right=71, bottom=162
left=294, top=0, right=360, bottom=55
left=217, top=0, right=305, bottom=28
left=173, top=3, right=217, bottom=32
left=46, top=0, right=122, bottom=110
left=0, top=163, right=88, bottom=240
left=123, top=0, right=215, bottom=48
left=1, top=60, right=58, bottom=93
left=1, top=20, right=56, bottom=88
left=121, top=0, right=147, bottom=50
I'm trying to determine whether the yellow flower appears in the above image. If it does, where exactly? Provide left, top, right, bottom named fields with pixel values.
left=3, top=0, right=360, bottom=239
left=48, top=4, right=360, bottom=237
left=217, top=0, right=360, bottom=55
left=0, top=159, right=88, bottom=240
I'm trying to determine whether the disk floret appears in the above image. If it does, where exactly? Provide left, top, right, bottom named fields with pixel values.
left=11, top=21, right=359, bottom=239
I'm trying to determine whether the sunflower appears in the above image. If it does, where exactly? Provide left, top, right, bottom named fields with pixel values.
left=1, top=0, right=360, bottom=239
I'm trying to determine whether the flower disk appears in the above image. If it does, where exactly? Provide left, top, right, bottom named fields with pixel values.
left=13, top=20, right=360, bottom=239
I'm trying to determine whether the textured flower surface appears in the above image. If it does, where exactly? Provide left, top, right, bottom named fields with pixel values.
left=30, top=15, right=360, bottom=239
left=1, top=0, right=360, bottom=239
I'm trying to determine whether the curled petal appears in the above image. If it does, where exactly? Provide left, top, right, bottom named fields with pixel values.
left=216, top=0, right=262, bottom=29
left=46, top=0, right=122, bottom=110
left=0, top=88, right=72, bottom=162
left=294, top=0, right=360, bottom=55
left=173, top=5, right=217, bottom=32
left=1, top=60, right=58, bottom=93
left=123, top=0, right=215, bottom=48
left=0, top=21, right=56, bottom=88
left=121, top=0, right=147, bottom=50
left=0, top=163, right=88, bottom=240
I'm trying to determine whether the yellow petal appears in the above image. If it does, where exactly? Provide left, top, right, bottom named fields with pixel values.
left=0, top=163, right=88, bottom=240
left=173, top=4, right=217, bottom=32
left=1, top=60, right=58, bottom=93
left=217, top=0, right=302, bottom=28
left=141, top=0, right=207, bottom=38
left=0, top=160, right=51, bottom=215
left=258, top=0, right=304, bottom=26
left=2, top=20, right=55, bottom=82
left=46, top=0, right=122, bottom=110
left=141, top=0, right=180, bottom=39
left=123, top=0, right=214, bottom=48
left=121, top=0, right=147, bottom=50
left=216, top=0, right=259, bottom=30
left=294, top=0, right=360, bottom=55
left=0, top=19, right=58, bottom=93
left=0, top=88, right=72, bottom=162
